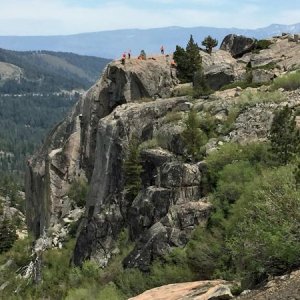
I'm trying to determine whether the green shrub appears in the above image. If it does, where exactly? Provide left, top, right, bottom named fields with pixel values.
left=252, top=62, right=278, bottom=71
left=220, top=108, right=239, bottom=135
left=186, top=227, right=229, bottom=279
left=66, top=282, right=125, bottom=300
left=212, top=161, right=258, bottom=222
left=68, top=177, right=89, bottom=208
left=139, top=138, right=159, bottom=150
left=219, top=81, right=262, bottom=91
left=226, top=165, right=300, bottom=287
left=115, top=268, right=148, bottom=297
left=206, top=142, right=271, bottom=186
left=255, top=39, right=273, bottom=50
left=163, top=111, right=183, bottom=124
left=199, top=113, right=218, bottom=138
left=149, top=259, right=195, bottom=287
left=182, top=109, right=207, bottom=161
left=270, top=105, right=300, bottom=164
left=172, top=85, right=194, bottom=97
left=236, top=90, right=284, bottom=109
left=272, top=71, right=300, bottom=91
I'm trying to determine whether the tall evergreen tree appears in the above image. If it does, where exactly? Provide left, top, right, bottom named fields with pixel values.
left=123, top=137, right=143, bottom=201
left=182, top=109, right=207, bottom=161
left=270, top=105, right=300, bottom=164
left=173, top=35, right=202, bottom=83
left=0, top=218, right=17, bottom=254
left=173, top=45, right=188, bottom=82
left=185, top=35, right=202, bottom=81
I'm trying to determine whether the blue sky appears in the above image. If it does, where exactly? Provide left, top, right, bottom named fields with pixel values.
left=0, top=0, right=299, bottom=35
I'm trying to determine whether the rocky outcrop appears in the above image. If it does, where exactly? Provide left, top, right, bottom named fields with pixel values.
left=129, top=281, right=234, bottom=300
left=249, top=35, right=300, bottom=71
left=25, top=35, right=300, bottom=274
left=237, top=269, right=300, bottom=300
left=72, top=98, right=211, bottom=268
left=200, top=50, right=246, bottom=90
left=25, top=57, right=178, bottom=239
left=26, top=57, right=208, bottom=269
left=220, top=34, right=256, bottom=58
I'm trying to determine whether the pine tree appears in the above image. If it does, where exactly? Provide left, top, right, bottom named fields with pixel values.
left=182, top=109, right=207, bottom=161
left=0, top=218, right=17, bottom=254
left=173, top=35, right=202, bottom=83
left=202, top=35, right=218, bottom=54
left=123, top=138, right=143, bottom=201
left=270, top=105, right=300, bottom=164
left=186, top=35, right=202, bottom=81
left=173, top=45, right=188, bottom=82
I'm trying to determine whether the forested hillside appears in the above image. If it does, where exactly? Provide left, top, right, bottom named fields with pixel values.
left=0, top=93, right=78, bottom=181
left=0, top=48, right=109, bottom=181
left=0, top=48, right=110, bottom=93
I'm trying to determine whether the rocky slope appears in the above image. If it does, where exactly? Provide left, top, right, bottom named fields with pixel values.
left=25, top=33, right=300, bottom=274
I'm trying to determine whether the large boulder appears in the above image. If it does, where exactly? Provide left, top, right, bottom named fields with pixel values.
left=200, top=50, right=246, bottom=90
left=220, top=34, right=256, bottom=58
left=204, top=64, right=235, bottom=90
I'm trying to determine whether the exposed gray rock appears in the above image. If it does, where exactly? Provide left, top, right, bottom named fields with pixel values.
left=206, top=284, right=233, bottom=300
left=26, top=57, right=179, bottom=238
left=160, top=162, right=201, bottom=188
left=201, top=50, right=246, bottom=90
left=220, top=34, right=256, bottom=58
left=204, top=64, right=235, bottom=90
left=252, top=69, right=275, bottom=84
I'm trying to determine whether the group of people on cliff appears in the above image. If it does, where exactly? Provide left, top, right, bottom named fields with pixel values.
left=120, top=45, right=176, bottom=67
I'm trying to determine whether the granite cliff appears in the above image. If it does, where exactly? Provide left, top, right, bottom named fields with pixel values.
left=25, top=33, right=300, bottom=295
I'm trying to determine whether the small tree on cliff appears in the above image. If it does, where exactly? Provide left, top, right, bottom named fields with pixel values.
left=173, top=35, right=202, bottom=83
left=0, top=218, right=17, bottom=254
left=123, top=137, right=143, bottom=201
left=269, top=105, right=300, bottom=164
left=182, top=109, right=207, bottom=161
left=202, top=35, right=218, bottom=54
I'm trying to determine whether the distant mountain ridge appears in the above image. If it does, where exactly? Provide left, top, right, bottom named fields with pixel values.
left=0, top=48, right=110, bottom=93
left=0, top=23, right=299, bottom=58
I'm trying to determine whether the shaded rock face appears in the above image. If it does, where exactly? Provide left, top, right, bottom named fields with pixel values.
left=72, top=98, right=212, bottom=268
left=220, top=34, right=256, bottom=58
left=26, top=55, right=209, bottom=271
left=25, top=57, right=178, bottom=239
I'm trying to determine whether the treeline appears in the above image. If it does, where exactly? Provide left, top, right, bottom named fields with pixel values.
left=0, top=94, right=77, bottom=180
left=0, top=48, right=110, bottom=93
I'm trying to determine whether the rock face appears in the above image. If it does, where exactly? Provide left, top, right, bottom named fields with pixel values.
left=25, top=36, right=300, bottom=273
left=26, top=57, right=211, bottom=270
left=72, top=98, right=211, bottom=268
left=25, top=57, right=178, bottom=239
left=220, top=34, right=256, bottom=58
left=201, top=50, right=246, bottom=90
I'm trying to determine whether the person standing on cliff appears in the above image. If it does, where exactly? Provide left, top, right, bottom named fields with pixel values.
left=128, top=50, right=131, bottom=59
left=160, top=45, right=164, bottom=55
left=121, top=52, right=126, bottom=64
